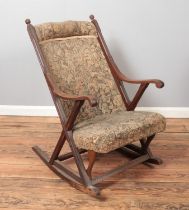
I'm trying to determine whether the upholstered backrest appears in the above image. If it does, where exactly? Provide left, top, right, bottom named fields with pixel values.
left=35, top=21, right=97, bottom=42
left=35, top=21, right=125, bottom=123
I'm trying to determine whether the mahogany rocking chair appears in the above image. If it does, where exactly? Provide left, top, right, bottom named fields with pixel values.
left=25, top=15, right=166, bottom=196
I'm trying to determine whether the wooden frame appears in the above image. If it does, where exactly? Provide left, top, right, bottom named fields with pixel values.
left=25, top=15, right=164, bottom=196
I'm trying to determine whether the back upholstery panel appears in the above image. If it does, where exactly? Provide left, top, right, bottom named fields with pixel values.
left=35, top=21, right=125, bottom=123
left=35, top=21, right=97, bottom=41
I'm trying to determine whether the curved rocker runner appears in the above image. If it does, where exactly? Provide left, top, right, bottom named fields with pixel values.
left=25, top=15, right=166, bottom=196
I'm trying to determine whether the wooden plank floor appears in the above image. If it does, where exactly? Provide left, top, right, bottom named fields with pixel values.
left=0, top=116, right=189, bottom=210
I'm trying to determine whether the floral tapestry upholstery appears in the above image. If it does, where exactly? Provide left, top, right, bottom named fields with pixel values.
left=37, top=26, right=125, bottom=123
left=34, top=21, right=166, bottom=153
left=73, top=111, right=166, bottom=153
left=35, top=21, right=97, bottom=42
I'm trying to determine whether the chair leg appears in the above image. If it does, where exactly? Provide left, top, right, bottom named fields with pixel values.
left=117, top=134, right=163, bottom=165
left=86, top=150, right=96, bottom=178
left=146, top=157, right=163, bottom=165
left=140, top=135, right=163, bottom=165
left=49, top=130, right=66, bottom=164
left=32, top=146, right=100, bottom=196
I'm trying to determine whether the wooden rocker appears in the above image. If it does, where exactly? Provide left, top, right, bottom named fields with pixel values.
left=25, top=15, right=166, bottom=196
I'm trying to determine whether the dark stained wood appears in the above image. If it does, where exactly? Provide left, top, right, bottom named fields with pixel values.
left=86, top=150, right=97, bottom=178
left=0, top=116, right=189, bottom=209
left=89, top=15, right=164, bottom=111
left=58, top=149, right=86, bottom=161
left=45, top=72, right=98, bottom=107
left=25, top=15, right=166, bottom=195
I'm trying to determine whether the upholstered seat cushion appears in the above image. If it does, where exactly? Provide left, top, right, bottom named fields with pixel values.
left=73, top=111, right=166, bottom=153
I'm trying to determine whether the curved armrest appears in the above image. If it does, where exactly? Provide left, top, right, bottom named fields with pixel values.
left=44, top=73, right=98, bottom=107
left=53, top=89, right=97, bottom=107
left=117, top=71, right=164, bottom=88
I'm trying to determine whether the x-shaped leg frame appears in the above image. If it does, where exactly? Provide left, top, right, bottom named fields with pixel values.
left=117, top=134, right=163, bottom=165
left=32, top=73, right=163, bottom=197
left=33, top=98, right=162, bottom=196
left=33, top=99, right=101, bottom=196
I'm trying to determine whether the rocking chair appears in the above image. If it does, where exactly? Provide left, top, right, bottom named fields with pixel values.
left=25, top=15, right=166, bottom=196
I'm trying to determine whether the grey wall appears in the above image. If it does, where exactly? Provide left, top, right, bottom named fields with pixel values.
left=0, top=0, right=189, bottom=107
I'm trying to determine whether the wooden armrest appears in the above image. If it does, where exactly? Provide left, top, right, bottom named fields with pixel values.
left=44, top=73, right=98, bottom=107
left=54, top=89, right=97, bottom=107
left=117, top=71, right=164, bottom=88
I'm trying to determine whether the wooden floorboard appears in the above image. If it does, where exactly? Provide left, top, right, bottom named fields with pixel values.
left=0, top=117, right=188, bottom=209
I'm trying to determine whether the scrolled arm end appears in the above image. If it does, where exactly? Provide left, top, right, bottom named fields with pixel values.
left=118, top=72, right=165, bottom=89
left=117, top=71, right=164, bottom=88
left=154, top=80, right=164, bottom=88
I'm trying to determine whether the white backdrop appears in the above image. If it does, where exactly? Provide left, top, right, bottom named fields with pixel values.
left=0, top=0, right=189, bottom=107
